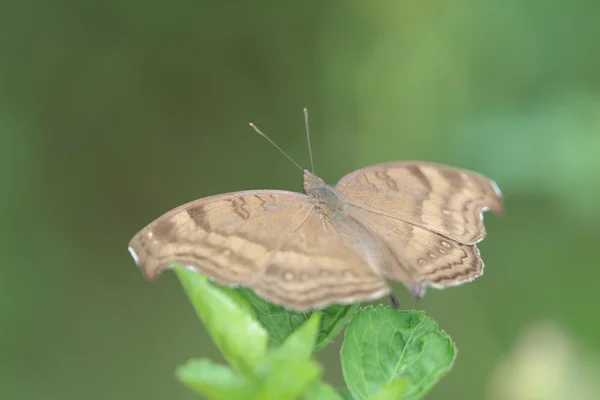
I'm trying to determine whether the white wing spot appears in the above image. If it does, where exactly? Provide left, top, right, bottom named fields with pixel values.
left=343, top=270, right=355, bottom=278
left=418, top=259, right=427, bottom=266
left=490, top=180, right=502, bottom=197
left=441, top=241, right=451, bottom=248
left=283, top=271, right=294, bottom=281
left=439, top=249, right=446, bottom=254
left=442, top=209, right=451, bottom=216
left=429, top=253, right=437, bottom=259
left=128, top=247, right=140, bottom=265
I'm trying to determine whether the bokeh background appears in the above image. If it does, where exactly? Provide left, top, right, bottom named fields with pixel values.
left=2, top=1, right=600, bottom=399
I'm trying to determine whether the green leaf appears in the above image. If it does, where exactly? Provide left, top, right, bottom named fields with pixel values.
left=338, top=390, right=356, bottom=400
left=253, top=313, right=323, bottom=400
left=368, top=379, right=409, bottom=400
left=302, top=381, right=345, bottom=400
left=176, top=358, right=256, bottom=400
left=341, top=306, right=456, bottom=400
left=174, top=266, right=268, bottom=376
left=237, top=287, right=359, bottom=351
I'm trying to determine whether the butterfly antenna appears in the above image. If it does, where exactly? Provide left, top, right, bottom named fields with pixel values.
left=249, top=122, right=304, bottom=172
left=303, top=108, right=315, bottom=174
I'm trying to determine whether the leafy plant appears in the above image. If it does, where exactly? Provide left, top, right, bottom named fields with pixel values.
left=174, top=266, right=456, bottom=400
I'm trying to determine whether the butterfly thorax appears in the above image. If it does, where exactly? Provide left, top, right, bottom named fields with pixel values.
left=303, top=170, right=344, bottom=218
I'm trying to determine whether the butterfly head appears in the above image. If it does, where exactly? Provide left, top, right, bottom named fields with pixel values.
left=303, top=170, right=326, bottom=194
left=303, top=170, right=344, bottom=216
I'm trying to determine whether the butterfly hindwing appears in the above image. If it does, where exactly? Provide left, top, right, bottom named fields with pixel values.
left=348, top=206, right=484, bottom=297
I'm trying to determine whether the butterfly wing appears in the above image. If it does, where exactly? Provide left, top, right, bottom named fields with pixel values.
left=346, top=206, right=485, bottom=298
left=128, top=190, right=389, bottom=311
left=336, top=161, right=503, bottom=245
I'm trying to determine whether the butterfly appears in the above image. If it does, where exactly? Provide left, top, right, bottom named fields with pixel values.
left=128, top=109, right=503, bottom=311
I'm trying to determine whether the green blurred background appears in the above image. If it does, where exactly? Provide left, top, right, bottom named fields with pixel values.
left=2, top=1, right=600, bottom=399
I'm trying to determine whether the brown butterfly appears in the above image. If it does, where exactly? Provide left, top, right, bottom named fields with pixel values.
left=128, top=109, right=503, bottom=311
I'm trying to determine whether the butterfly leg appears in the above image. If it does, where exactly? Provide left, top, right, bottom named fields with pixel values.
left=407, top=284, right=426, bottom=301
left=389, top=294, right=400, bottom=308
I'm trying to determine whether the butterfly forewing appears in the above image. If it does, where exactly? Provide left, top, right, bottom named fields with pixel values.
left=128, top=190, right=310, bottom=283
left=336, top=161, right=503, bottom=245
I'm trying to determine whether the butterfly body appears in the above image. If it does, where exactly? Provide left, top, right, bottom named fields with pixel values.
left=303, top=170, right=388, bottom=276
left=129, top=161, right=502, bottom=311
left=303, top=171, right=345, bottom=218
